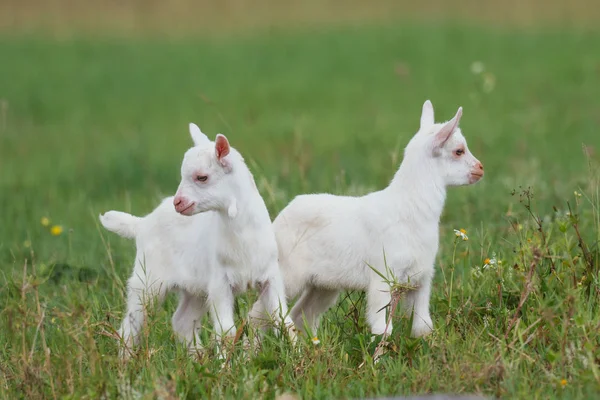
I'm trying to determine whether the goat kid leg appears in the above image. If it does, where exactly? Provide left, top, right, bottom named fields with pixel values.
left=172, top=290, right=208, bottom=355
left=403, top=276, right=433, bottom=337
left=290, top=286, right=339, bottom=336
left=251, top=272, right=297, bottom=343
left=119, top=274, right=166, bottom=359
left=289, top=289, right=310, bottom=332
left=366, top=280, right=392, bottom=337
left=208, top=286, right=236, bottom=359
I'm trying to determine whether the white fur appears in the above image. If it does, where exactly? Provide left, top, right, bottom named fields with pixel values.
left=251, top=100, right=484, bottom=338
left=100, top=123, right=294, bottom=358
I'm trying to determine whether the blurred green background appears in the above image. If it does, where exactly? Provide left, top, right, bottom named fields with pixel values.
left=1, top=1, right=600, bottom=399
left=2, top=0, right=598, bottom=260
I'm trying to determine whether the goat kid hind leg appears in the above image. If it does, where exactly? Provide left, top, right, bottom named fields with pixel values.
left=290, top=286, right=339, bottom=336
left=253, top=271, right=298, bottom=344
left=119, top=272, right=167, bottom=359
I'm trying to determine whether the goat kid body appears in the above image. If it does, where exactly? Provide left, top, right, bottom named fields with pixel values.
left=257, top=100, right=483, bottom=338
left=101, top=126, right=292, bottom=357
left=274, top=166, right=441, bottom=337
left=117, top=193, right=277, bottom=295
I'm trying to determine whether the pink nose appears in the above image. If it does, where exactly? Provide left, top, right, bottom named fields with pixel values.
left=173, top=195, right=182, bottom=207
left=470, top=161, right=484, bottom=183
left=173, top=195, right=189, bottom=213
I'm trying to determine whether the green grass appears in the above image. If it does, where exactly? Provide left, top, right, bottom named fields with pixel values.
left=1, top=22, right=600, bottom=399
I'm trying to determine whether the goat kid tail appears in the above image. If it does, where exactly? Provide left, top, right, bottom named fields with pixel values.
left=99, top=211, right=141, bottom=239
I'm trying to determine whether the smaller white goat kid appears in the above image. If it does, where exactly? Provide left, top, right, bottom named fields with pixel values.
left=100, top=124, right=294, bottom=357
left=254, top=100, right=484, bottom=338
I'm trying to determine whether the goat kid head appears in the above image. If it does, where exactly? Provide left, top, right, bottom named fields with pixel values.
left=173, top=123, right=239, bottom=218
left=409, top=100, right=484, bottom=186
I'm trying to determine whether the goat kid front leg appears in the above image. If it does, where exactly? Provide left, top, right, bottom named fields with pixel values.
left=403, top=274, right=433, bottom=337
left=208, top=284, right=237, bottom=360
left=366, top=279, right=393, bottom=338
left=172, top=290, right=208, bottom=356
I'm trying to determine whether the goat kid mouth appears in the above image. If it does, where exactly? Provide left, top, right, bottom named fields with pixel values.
left=469, top=172, right=484, bottom=183
left=178, top=203, right=196, bottom=215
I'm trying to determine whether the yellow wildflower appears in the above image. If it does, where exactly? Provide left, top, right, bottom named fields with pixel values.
left=50, top=225, right=63, bottom=236
left=41, top=217, right=50, bottom=227
left=483, top=255, right=498, bottom=270
left=311, top=337, right=321, bottom=345
left=560, top=379, right=567, bottom=388
left=482, top=72, right=496, bottom=93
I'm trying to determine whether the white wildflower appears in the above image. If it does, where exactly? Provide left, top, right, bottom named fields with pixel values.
left=470, top=61, right=485, bottom=75
left=454, top=228, right=468, bottom=241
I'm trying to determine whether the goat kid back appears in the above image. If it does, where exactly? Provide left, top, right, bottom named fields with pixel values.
left=252, top=100, right=484, bottom=339
left=100, top=123, right=294, bottom=359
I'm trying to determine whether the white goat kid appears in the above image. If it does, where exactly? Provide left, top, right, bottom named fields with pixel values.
left=100, top=124, right=294, bottom=358
left=254, top=100, right=484, bottom=339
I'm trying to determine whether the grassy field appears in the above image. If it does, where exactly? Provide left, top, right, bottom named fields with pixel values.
left=1, top=4, right=600, bottom=399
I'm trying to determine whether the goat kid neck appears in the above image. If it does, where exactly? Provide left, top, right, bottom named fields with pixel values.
left=386, top=154, right=447, bottom=223
left=217, top=170, right=270, bottom=234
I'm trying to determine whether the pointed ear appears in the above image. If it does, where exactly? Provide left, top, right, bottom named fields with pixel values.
left=189, top=123, right=209, bottom=146
left=420, top=100, right=435, bottom=130
left=215, top=134, right=230, bottom=161
left=432, top=107, right=463, bottom=149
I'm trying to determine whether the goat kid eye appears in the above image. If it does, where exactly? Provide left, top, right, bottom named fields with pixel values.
left=454, top=149, right=464, bottom=156
left=196, top=175, right=208, bottom=182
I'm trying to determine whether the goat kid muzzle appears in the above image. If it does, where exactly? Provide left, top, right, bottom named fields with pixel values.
left=469, top=161, right=484, bottom=183
left=173, top=195, right=195, bottom=215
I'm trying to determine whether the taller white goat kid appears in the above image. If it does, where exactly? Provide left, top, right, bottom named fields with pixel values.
left=100, top=125, right=294, bottom=357
left=254, top=100, right=483, bottom=338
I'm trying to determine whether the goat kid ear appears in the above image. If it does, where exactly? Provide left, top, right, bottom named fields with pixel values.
left=215, top=134, right=230, bottom=161
left=420, top=100, right=435, bottom=130
left=432, top=107, right=463, bottom=149
left=189, top=123, right=210, bottom=146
